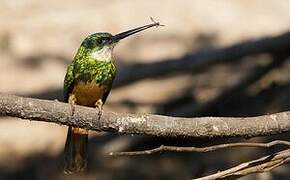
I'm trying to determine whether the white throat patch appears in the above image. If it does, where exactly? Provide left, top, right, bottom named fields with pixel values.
left=91, top=45, right=113, bottom=62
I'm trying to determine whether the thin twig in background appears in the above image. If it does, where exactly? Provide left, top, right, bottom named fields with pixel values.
left=109, top=140, right=290, bottom=156
left=194, top=149, right=290, bottom=180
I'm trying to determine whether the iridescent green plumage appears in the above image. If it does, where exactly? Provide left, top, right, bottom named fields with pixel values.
left=64, top=56, right=116, bottom=102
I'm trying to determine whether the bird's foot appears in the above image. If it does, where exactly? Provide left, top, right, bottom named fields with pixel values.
left=68, top=94, right=77, bottom=121
left=95, top=99, right=103, bottom=120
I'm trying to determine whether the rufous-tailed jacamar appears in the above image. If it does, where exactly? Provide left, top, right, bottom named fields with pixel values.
left=63, top=21, right=162, bottom=174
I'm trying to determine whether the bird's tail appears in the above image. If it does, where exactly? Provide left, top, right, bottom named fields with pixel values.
left=64, top=126, right=88, bottom=174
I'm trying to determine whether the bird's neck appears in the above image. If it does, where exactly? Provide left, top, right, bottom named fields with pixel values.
left=75, top=46, right=113, bottom=63
left=91, top=46, right=113, bottom=62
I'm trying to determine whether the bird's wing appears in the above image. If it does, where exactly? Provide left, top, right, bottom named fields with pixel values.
left=63, top=63, right=75, bottom=102
left=101, top=63, right=117, bottom=104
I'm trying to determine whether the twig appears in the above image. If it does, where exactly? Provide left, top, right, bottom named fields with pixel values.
left=109, top=140, right=290, bottom=156
left=0, top=93, right=290, bottom=139
left=194, top=149, right=290, bottom=180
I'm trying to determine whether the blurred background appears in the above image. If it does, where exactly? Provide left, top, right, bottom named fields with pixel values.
left=1, top=0, right=290, bottom=179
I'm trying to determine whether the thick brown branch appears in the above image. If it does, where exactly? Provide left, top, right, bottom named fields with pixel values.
left=109, top=140, right=290, bottom=156
left=194, top=149, right=290, bottom=180
left=0, top=93, right=290, bottom=138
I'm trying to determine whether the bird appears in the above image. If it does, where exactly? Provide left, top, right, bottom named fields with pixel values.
left=63, top=21, right=162, bottom=174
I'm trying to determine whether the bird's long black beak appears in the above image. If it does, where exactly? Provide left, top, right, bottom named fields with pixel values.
left=108, top=22, right=162, bottom=44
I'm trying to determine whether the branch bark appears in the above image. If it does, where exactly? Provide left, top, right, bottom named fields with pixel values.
left=0, top=93, right=290, bottom=139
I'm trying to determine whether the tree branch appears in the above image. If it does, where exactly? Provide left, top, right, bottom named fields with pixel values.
left=0, top=93, right=290, bottom=139
left=194, top=149, right=290, bottom=180
left=109, top=140, right=290, bottom=156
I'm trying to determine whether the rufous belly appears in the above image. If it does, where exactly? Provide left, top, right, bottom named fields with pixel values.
left=70, top=81, right=107, bottom=107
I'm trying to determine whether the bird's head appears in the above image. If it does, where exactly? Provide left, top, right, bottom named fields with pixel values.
left=78, top=21, right=162, bottom=62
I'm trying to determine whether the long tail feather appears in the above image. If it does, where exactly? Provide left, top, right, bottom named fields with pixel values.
left=64, top=126, right=88, bottom=174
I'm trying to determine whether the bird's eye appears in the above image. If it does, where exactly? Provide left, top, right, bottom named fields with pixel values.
left=97, top=39, right=106, bottom=45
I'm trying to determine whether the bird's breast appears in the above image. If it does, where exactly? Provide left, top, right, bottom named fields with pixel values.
left=71, top=81, right=107, bottom=107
